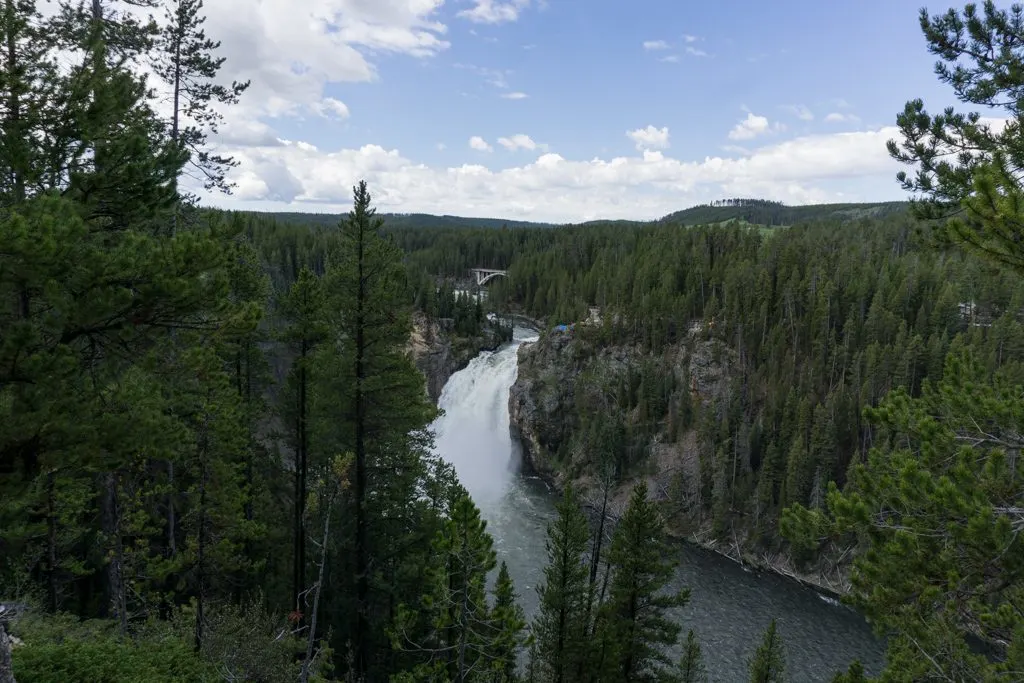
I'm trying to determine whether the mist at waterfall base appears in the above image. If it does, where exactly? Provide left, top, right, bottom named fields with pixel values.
left=430, top=328, right=886, bottom=682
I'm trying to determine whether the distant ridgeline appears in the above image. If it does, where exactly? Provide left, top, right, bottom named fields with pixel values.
left=659, top=199, right=909, bottom=227
left=260, top=211, right=557, bottom=230
left=251, top=199, right=908, bottom=233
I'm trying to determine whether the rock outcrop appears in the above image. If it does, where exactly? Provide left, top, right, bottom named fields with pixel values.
left=508, top=326, right=733, bottom=507
left=408, top=313, right=507, bottom=403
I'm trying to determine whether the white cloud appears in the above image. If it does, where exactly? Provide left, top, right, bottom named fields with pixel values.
left=310, top=97, right=351, bottom=119
left=644, top=40, right=671, bottom=51
left=469, top=136, right=493, bottom=152
left=216, top=118, right=284, bottom=147
left=627, top=125, right=671, bottom=150
left=825, top=112, right=861, bottom=123
left=206, top=127, right=906, bottom=223
left=683, top=34, right=699, bottom=43
left=728, top=112, right=778, bottom=140
left=659, top=55, right=680, bottom=63
left=782, top=104, right=814, bottom=121
left=148, top=0, right=910, bottom=223
left=501, top=91, right=529, bottom=99
left=175, top=0, right=450, bottom=128
left=685, top=46, right=708, bottom=57
left=458, top=0, right=531, bottom=24
left=437, top=142, right=447, bottom=151
left=497, top=134, right=546, bottom=151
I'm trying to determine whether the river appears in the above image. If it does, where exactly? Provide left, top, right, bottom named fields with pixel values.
left=430, top=328, right=886, bottom=682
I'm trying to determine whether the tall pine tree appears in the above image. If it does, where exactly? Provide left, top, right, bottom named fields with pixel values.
left=531, top=485, right=592, bottom=682
left=748, top=619, right=785, bottom=683
left=594, top=482, right=690, bottom=682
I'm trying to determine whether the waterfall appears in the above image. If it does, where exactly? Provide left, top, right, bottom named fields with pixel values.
left=430, top=329, right=550, bottom=616
left=431, top=329, right=538, bottom=507
left=428, top=327, right=886, bottom=681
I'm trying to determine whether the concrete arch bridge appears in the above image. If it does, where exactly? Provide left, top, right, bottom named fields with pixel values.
left=470, top=268, right=507, bottom=286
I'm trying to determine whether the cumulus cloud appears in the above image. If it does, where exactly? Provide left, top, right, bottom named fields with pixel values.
left=685, top=46, right=708, bottom=57
left=683, top=34, right=699, bottom=43
left=825, top=112, right=861, bottom=123
left=644, top=40, right=670, bottom=50
left=205, top=127, right=905, bottom=223
left=728, top=112, right=777, bottom=140
left=458, top=0, right=531, bottom=24
left=183, top=0, right=450, bottom=127
left=501, top=91, right=529, bottom=99
left=659, top=55, right=680, bottom=63
left=627, top=125, right=671, bottom=150
left=782, top=104, right=814, bottom=121
left=310, top=97, right=351, bottom=119
left=469, top=136, right=494, bottom=152
left=497, top=134, right=545, bottom=151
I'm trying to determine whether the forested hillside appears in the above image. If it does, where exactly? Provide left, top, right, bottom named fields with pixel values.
left=3, top=0, right=1024, bottom=681
left=659, top=199, right=908, bottom=227
left=265, top=211, right=557, bottom=231
left=490, top=209, right=1024, bottom=546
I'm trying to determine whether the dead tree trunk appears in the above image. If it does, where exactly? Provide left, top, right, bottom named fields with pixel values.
left=300, top=495, right=332, bottom=683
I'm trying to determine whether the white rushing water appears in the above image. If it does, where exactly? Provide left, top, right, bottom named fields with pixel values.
left=430, top=328, right=885, bottom=682
left=432, top=332, right=530, bottom=505
left=430, top=329, right=552, bottom=617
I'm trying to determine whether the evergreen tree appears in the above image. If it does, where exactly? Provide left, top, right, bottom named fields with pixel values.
left=57, top=0, right=185, bottom=233
left=152, top=0, right=249, bottom=199
left=392, top=494, right=497, bottom=683
left=278, top=265, right=326, bottom=614
left=531, top=485, right=591, bottom=683
left=488, top=562, right=528, bottom=682
left=888, top=1, right=1024, bottom=278
left=783, top=349, right=1024, bottom=679
left=748, top=619, right=785, bottom=683
left=830, top=661, right=866, bottom=683
left=677, top=630, right=707, bottom=683
left=594, top=482, right=690, bottom=682
left=319, top=180, right=438, bottom=678
left=0, top=0, right=58, bottom=206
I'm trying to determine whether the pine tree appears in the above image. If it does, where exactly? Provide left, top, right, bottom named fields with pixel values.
left=783, top=348, right=1024, bottom=679
left=0, top=0, right=59, bottom=207
left=830, top=661, right=866, bottom=683
left=595, top=482, right=690, bottom=682
left=320, top=180, right=437, bottom=678
left=152, top=0, right=249, bottom=200
left=173, top=344, right=256, bottom=651
left=488, top=562, right=528, bottom=682
left=57, top=0, right=184, bottom=233
left=391, top=493, right=498, bottom=683
left=888, top=1, right=1024, bottom=278
left=531, top=485, right=592, bottom=683
left=677, top=630, right=708, bottom=683
left=748, top=619, right=785, bottom=683
left=278, top=265, right=326, bottom=614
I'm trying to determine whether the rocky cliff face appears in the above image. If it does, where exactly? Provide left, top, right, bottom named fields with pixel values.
left=506, top=327, right=854, bottom=592
left=408, top=313, right=506, bottom=403
left=508, top=326, right=733, bottom=510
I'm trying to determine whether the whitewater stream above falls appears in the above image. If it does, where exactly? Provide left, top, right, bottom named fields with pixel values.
left=430, top=328, right=886, bottom=682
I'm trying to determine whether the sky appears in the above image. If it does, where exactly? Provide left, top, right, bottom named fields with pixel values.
left=179, top=0, right=1000, bottom=223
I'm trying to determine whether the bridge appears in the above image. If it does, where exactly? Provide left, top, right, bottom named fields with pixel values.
left=471, top=268, right=507, bottom=286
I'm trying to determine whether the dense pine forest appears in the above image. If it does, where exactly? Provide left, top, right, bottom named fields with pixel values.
left=2, top=0, right=1024, bottom=682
